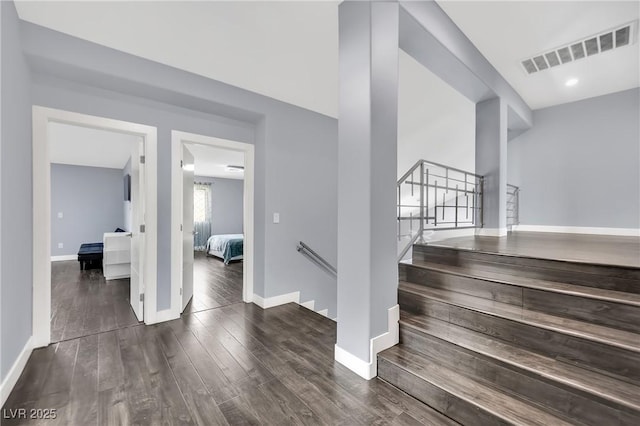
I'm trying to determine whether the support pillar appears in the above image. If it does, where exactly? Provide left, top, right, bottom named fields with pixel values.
left=476, top=97, right=508, bottom=236
left=335, top=0, right=400, bottom=379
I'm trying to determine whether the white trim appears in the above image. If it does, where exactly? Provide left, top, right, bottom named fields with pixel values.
left=422, top=228, right=476, bottom=242
left=32, top=106, right=158, bottom=347
left=51, top=255, right=77, bottom=262
left=317, top=308, right=329, bottom=317
left=1, top=337, right=33, bottom=407
left=171, top=131, right=255, bottom=319
left=334, top=304, right=399, bottom=380
left=252, top=291, right=300, bottom=309
left=150, top=308, right=180, bottom=324
left=300, top=300, right=315, bottom=310
left=475, top=227, right=508, bottom=237
left=513, top=225, right=639, bottom=237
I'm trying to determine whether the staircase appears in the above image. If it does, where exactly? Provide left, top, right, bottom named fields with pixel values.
left=378, top=242, right=640, bottom=425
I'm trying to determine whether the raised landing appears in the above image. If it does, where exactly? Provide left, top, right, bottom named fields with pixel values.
left=425, top=231, right=640, bottom=268
left=380, top=237, right=640, bottom=425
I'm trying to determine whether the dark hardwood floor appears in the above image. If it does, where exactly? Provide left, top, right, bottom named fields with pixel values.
left=183, top=252, right=243, bottom=314
left=428, top=231, right=640, bottom=268
left=51, top=253, right=243, bottom=343
left=3, top=302, right=454, bottom=425
left=51, top=261, right=140, bottom=343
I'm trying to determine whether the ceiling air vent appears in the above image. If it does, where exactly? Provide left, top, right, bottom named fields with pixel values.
left=520, top=20, right=638, bottom=75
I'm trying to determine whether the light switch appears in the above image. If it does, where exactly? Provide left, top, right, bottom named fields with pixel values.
left=273, top=212, right=280, bottom=224
left=57, top=212, right=63, bottom=219
left=58, top=243, right=63, bottom=249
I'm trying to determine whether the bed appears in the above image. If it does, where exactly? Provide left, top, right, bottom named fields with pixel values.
left=206, top=234, right=244, bottom=264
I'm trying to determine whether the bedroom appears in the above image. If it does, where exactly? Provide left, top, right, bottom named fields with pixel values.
left=48, top=121, right=145, bottom=343
left=179, top=141, right=246, bottom=314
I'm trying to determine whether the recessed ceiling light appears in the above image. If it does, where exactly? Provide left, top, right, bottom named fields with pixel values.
left=565, top=78, right=579, bottom=87
left=226, top=165, right=244, bottom=172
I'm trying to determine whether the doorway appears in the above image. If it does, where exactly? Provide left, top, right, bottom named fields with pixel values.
left=171, top=131, right=254, bottom=317
left=32, top=106, right=158, bottom=348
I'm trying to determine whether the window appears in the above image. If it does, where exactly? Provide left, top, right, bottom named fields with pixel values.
left=194, top=187, right=208, bottom=222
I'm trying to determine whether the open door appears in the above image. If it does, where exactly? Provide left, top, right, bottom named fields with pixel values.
left=130, top=138, right=145, bottom=320
left=182, top=145, right=195, bottom=311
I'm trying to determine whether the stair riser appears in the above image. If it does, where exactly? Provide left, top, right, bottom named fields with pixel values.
left=402, top=265, right=640, bottom=333
left=402, top=264, right=523, bottom=305
left=400, top=325, right=639, bottom=425
left=399, top=290, right=640, bottom=385
left=378, top=357, right=511, bottom=426
left=413, top=245, right=640, bottom=293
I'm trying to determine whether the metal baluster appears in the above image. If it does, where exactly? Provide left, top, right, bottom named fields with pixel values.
left=455, top=184, right=459, bottom=228
left=419, top=162, right=424, bottom=235
left=434, top=180, right=438, bottom=227
left=397, top=185, right=401, bottom=240
left=425, top=168, right=430, bottom=228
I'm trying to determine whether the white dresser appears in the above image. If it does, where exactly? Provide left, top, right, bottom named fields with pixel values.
left=103, top=232, right=131, bottom=280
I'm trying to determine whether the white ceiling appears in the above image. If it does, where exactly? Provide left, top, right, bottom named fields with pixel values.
left=49, top=122, right=140, bottom=169
left=438, top=1, right=640, bottom=109
left=15, top=1, right=639, bottom=115
left=15, top=0, right=340, bottom=117
left=186, top=143, right=245, bottom=180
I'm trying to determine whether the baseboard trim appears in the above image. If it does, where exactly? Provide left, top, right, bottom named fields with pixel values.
left=1, top=337, right=34, bottom=407
left=513, top=225, right=639, bottom=237
left=51, top=255, right=76, bottom=261
left=476, top=227, right=508, bottom=237
left=423, top=228, right=476, bottom=242
left=300, top=300, right=315, bottom=311
left=334, top=304, right=399, bottom=380
left=252, top=291, right=300, bottom=309
left=317, top=308, right=329, bottom=317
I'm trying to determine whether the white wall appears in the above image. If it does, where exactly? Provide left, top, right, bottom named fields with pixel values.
left=398, top=50, right=475, bottom=176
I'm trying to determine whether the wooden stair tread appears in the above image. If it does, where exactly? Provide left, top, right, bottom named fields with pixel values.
left=400, top=311, right=640, bottom=413
left=402, top=258, right=640, bottom=307
left=422, top=242, right=640, bottom=271
left=399, top=281, right=640, bottom=353
left=378, top=346, right=574, bottom=426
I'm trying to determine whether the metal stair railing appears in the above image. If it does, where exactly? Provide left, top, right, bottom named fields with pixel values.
left=397, top=160, right=484, bottom=260
left=507, top=184, right=520, bottom=231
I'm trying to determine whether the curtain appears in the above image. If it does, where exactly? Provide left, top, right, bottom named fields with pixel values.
left=194, top=182, right=212, bottom=251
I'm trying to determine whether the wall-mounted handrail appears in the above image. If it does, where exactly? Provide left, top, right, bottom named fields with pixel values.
left=297, top=241, right=337, bottom=276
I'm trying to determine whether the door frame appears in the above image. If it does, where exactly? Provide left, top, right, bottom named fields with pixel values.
left=170, top=130, right=255, bottom=316
left=32, top=106, right=158, bottom=348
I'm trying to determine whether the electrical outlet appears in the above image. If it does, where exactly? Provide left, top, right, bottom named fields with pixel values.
left=58, top=243, right=63, bottom=249
left=273, top=212, right=280, bottom=224
left=57, top=212, right=63, bottom=219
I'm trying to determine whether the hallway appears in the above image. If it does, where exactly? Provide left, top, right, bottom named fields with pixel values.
left=3, top=303, right=453, bottom=425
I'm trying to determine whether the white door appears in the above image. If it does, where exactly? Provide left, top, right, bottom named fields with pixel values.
left=130, top=139, right=145, bottom=320
left=182, top=145, right=195, bottom=311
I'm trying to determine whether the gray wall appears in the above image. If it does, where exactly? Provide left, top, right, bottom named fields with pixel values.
left=508, top=88, right=640, bottom=229
left=22, top=20, right=338, bottom=316
left=51, top=164, right=125, bottom=256
left=195, top=176, right=244, bottom=235
left=1, top=1, right=33, bottom=381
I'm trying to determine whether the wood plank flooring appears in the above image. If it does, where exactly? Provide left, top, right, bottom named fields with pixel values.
left=50, top=253, right=242, bottom=343
left=51, top=261, right=140, bottom=343
left=183, top=252, right=243, bottom=314
left=429, top=232, right=640, bottom=268
left=3, top=303, right=454, bottom=425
